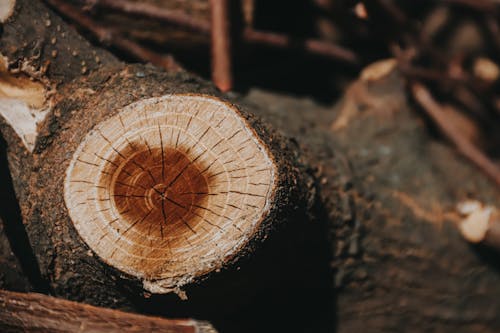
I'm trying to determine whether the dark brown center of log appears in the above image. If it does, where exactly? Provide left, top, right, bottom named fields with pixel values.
left=111, top=147, right=210, bottom=239
left=64, top=94, right=276, bottom=293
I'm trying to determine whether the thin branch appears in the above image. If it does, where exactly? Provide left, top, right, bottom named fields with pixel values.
left=44, top=0, right=183, bottom=72
left=210, top=0, right=233, bottom=92
left=243, top=28, right=359, bottom=64
left=411, top=82, right=500, bottom=188
left=80, top=0, right=359, bottom=65
left=87, top=0, right=211, bottom=33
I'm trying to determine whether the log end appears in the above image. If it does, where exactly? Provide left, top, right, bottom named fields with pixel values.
left=64, top=94, right=277, bottom=293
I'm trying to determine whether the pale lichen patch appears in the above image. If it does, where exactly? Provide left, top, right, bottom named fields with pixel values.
left=0, top=0, right=15, bottom=23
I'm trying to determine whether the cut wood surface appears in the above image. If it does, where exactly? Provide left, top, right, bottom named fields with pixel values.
left=0, top=289, right=217, bottom=333
left=64, top=94, right=276, bottom=293
left=0, top=0, right=308, bottom=310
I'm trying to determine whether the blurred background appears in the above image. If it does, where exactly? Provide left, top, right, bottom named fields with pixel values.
left=45, top=0, right=500, bottom=181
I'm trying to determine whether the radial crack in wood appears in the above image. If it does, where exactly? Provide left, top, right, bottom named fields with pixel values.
left=64, top=94, right=277, bottom=294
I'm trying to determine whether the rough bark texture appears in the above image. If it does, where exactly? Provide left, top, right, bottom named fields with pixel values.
left=0, top=0, right=117, bottom=85
left=242, top=69, right=500, bottom=332
left=67, top=0, right=211, bottom=48
left=0, top=289, right=217, bottom=333
left=0, top=0, right=312, bottom=317
left=328, top=71, right=500, bottom=333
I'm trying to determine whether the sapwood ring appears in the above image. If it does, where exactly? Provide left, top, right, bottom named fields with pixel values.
left=64, top=94, right=276, bottom=293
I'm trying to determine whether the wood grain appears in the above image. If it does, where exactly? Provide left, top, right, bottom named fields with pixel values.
left=0, top=289, right=216, bottom=333
left=64, top=94, right=276, bottom=293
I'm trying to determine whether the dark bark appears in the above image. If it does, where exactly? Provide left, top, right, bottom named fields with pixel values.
left=242, top=69, right=500, bottom=333
left=0, top=217, right=31, bottom=292
left=0, top=0, right=312, bottom=315
left=0, top=0, right=117, bottom=85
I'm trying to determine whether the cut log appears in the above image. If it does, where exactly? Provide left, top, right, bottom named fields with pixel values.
left=0, top=0, right=309, bottom=309
left=0, top=289, right=217, bottom=333
left=242, top=67, right=500, bottom=332
left=2, top=1, right=500, bottom=333
left=64, top=94, right=277, bottom=294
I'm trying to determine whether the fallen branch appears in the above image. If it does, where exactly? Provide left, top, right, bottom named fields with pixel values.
left=411, top=82, right=500, bottom=188
left=44, top=0, right=182, bottom=72
left=210, top=0, right=232, bottom=92
left=87, top=0, right=211, bottom=33
left=78, top=0, right=359, bottom=64
left=0, top=289, right=217, bottom=333
left=243, top=28, right=359, bottom=64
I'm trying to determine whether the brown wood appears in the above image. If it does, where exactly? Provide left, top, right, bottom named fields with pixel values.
left=210, top=0, right=232, bottom=92
left=412, top=82, right=500, bottom=187
left=2, top=1, right=500, bottom=333
left=241, top=67, right=500, bottom=333
left=45, top=0, right=182, bottom=72
left=0, top=289, right=216, bottom=333
left=0, top=0, right=309, bottom=309
left=63, top=95, right=277, bottom=294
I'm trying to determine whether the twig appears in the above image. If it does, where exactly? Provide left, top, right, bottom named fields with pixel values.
left=80, top=0, right=359, bottom=65
left=242, top=0, right=255, bottom=28
left=243, top=28, right=359, bottom=64
left=411, top=82, right=500, bottom=188
left=44, top=0, right=183, bottom=72
left=0, top=289, right=216, bottom=333
left=86, top=0, right=211, bottom=33
left=210, top=0, right=232, bottom=92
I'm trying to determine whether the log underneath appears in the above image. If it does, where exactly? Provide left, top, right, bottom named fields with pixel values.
left=242, top=67, right=500, bottom=332
left=0, top=289, right=216, bottom=333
